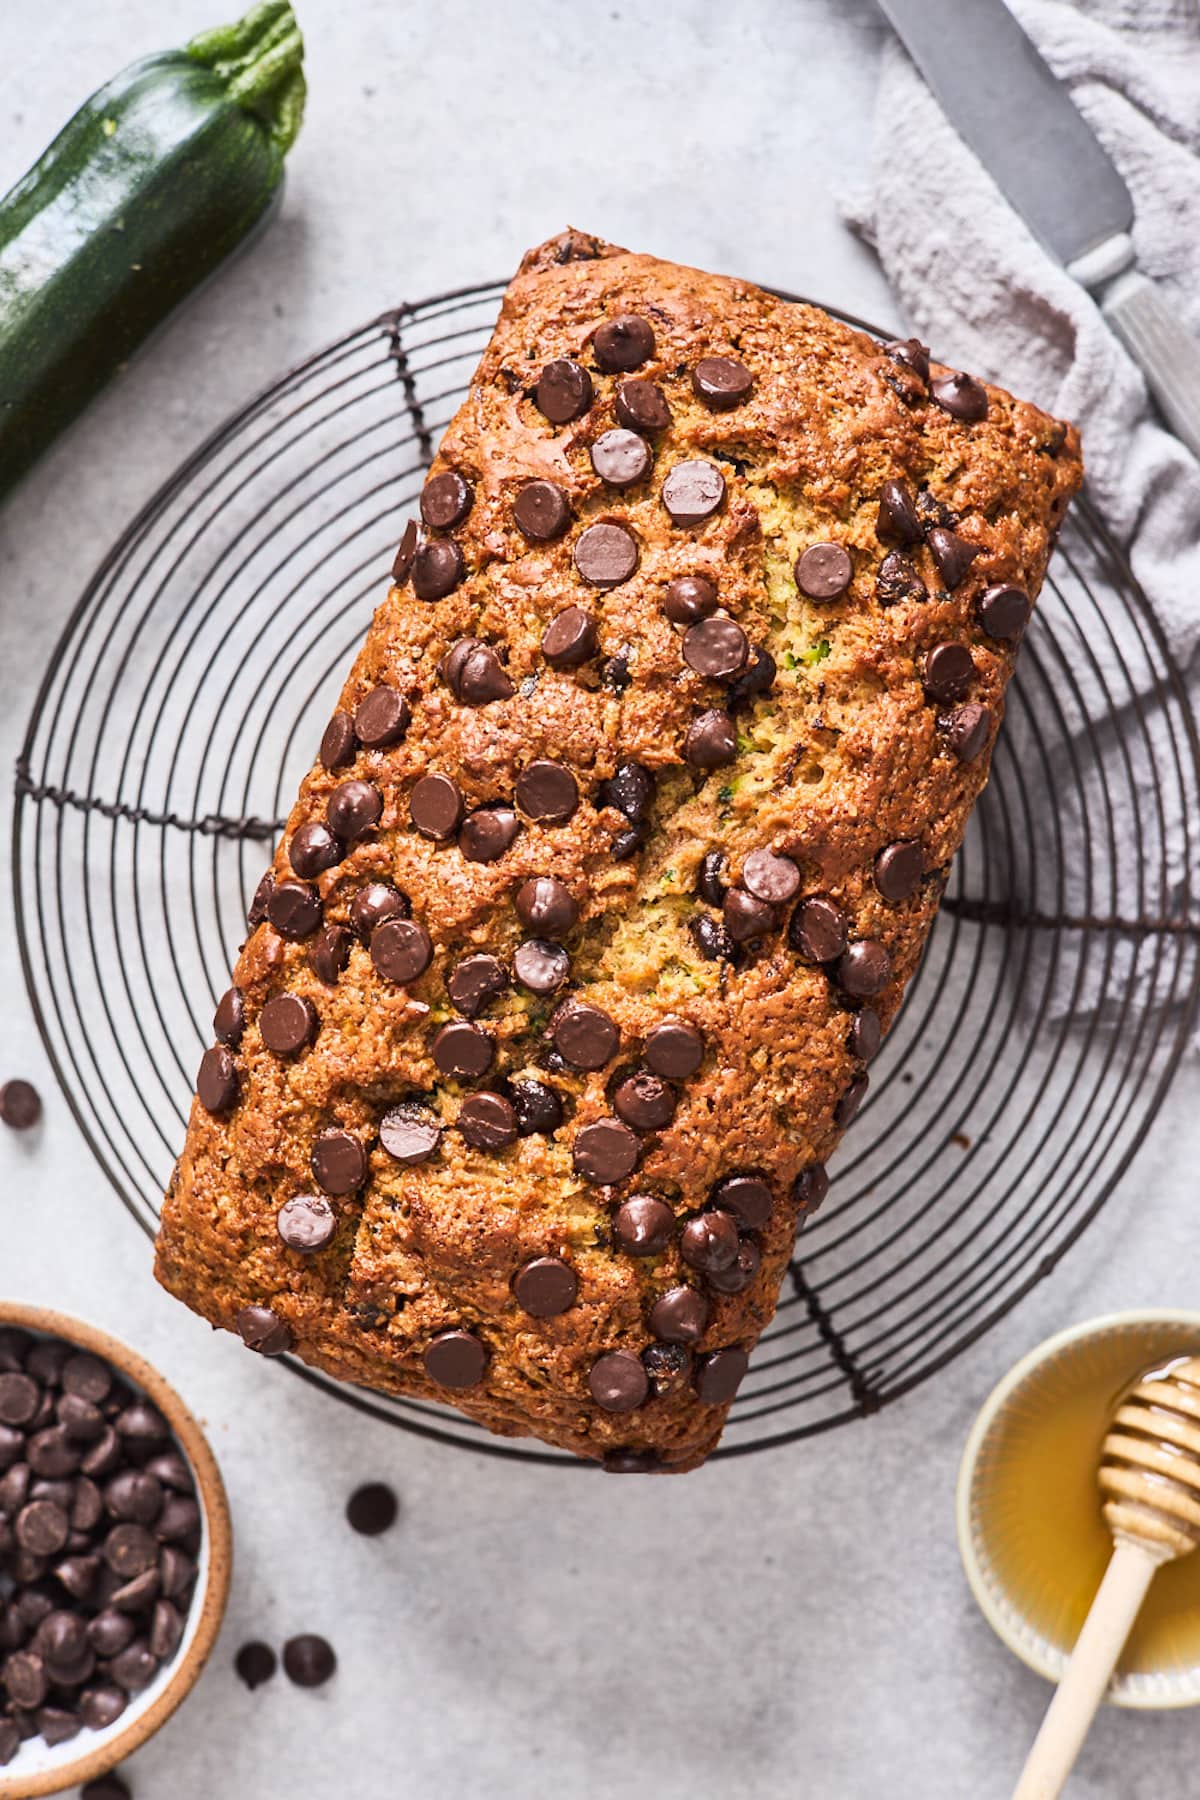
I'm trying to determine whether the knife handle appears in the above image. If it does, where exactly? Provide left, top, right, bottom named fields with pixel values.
left=1071, top=236, right=1200, bottom=464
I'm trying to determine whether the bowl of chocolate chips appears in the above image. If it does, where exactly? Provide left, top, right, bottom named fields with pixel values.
left=0, top=1306, right=231, bottom=1795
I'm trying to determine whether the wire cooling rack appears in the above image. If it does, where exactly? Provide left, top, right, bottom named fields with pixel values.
left=12, top=282, right=1200, bottom=1464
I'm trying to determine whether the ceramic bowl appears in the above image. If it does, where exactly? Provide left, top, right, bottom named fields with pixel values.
left=0, top=1304, right=231, bottom=1796
left=957, top=1308, right=1200, bottom=1709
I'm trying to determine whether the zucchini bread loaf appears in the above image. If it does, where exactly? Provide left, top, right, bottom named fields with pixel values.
left=155, top=230, right=1082, bottom=1471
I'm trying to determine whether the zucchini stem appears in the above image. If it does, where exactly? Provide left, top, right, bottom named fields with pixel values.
left=187, top=1, right=306, bottom=155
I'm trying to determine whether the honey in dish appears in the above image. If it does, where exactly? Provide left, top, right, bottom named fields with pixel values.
left=981, top=1331, right=1200, bottom=1678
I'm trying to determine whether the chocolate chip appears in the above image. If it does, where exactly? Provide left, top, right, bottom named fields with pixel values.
left=613, top=1072, right=675, bottom=1131
left=309, top=923, right=352, bottom=985
left=423, top=1330, right=487, bottom=1390
left=448, top=640, right=514, bottom=705
left=711, top=1173, right=773, bottom=1230
left=0, top=1372, right=39, bottom=1426
left=515, top=876, right=578, bottom=937
left=574, top=520, right=639, bottom=587
left=612, top=826, right=644, bottom=860
left=516, top=760, right=579, bottom=823
left=615, top=378, right=672, bottom=435
left=105, top=1469, right=162, bottom=1524
left=447, top=954, right=508, bottom=1018
left=535, top=359, right=594, bottom=423
left=458, top=1092, right=519, bottom=1151
left=346, top=1483, right=398, bottom=1536
left=874, top=841, right=924, bottom=903
left=212, top=986, right=245, bottom=1048
left=643, top=1019, right=704, bottom=1080
left=80, top=1429, right=121, bottom=1479
left=682, top=616, right=748, bottom=680
left=944, top=702, right=993, bottom=763
left=319, top=710, right=358, bottom=770
left=16, top=1500, right=68, bottom=1556
left=876, top=551, right=927, bottom=607
left=648, top=1286, right=709, bottom=1346
left=266, top=880, right=322, bottom=941
left=354, top=685, right=411, bottom=749
left=145, top=1453, right=192, bottom=1495
left=600, top=652, right=632, bottom=692
left=371, top=918, right=433, bottom=984
left=705, top=1236, right=761, bottom=1296
left=885, top=338, right=930, bottom=384
left=379, top=1104, right=441, bottom=1165
left=927, top=526, right=979, bottom=590
left=287, top=821, right=342, bottom=880
left=432, top=1021, right=493, bottom=1080
left=680, top=1210, right=740, bottom=1275
left=850, top=1008, right=883, bottom=1063
left=743, top=848, right=800, bottom=904
left=662, top=459, right=725, bottom=526
left=247, top=869, right=275, bottom=928
left=196, top=1046, right=238, bottom=1117
left=513, top=1256, right=578, bottom=1317
left=662, top=573, right=718, bottom=623
left=514, top=480, right=571, bottom=541
left=327, top=778, right=382, bottom=840
left=420, top=469, right=474, bottom=530
left=837, top=940, right=892, bottom=998
left=149, top=1597, right=184, bottom=1660
left=694, top=1346, right=750, bottom=1403
left=282, top=1633, right=337, bottom=1688
left=4, top=1652, right=47, bottom=1710
left=689, top=914, right=737, bottom=962
left=572, top=1118, right=639, bottom=1185
left=602, top=1448, right=662, bottom=1474
left=235, top=1641, right=277, bottom=1689
left=696, top=850, right=727, bottom=907
left=684, top=709, right=737, bottom=769
left=259, top=993, right=318, bottom=1056
left=349, top=882, right=409, bottom=939
left=104, top=1523, right=158, bottom=1578
left=87, top=1610, right=135, bottom=1658
left=836, top=1072, right=870, bottom=1126
left=0, top=1718, right=19, bottom=1766
left=410, top=773, right=464, bottom=841
left=542, top=605, right=598, bottom=668
left=114, top=1402, right=168, bottom=1453
left=54, top=1552, right=100, bottom=1600
left=877, top=479, right=923, bottom=546
left=726, top=645, right=776, bottom=710
left=724, top=888, right=775, bottom=943
left=924, top=642, right=975, bottom=704
left=412, top=538, right=465, bottom=601
left=80, top=1687, right=128, bottom=1733
left=691, top=356, right=753, bottom=410
left=509, top=1080, right=563, bottom=1137
left=593, top=314, right=655, bottom=372
left=0, top=1078, right=40, bottom=1133
left=589, top=423, right=655, bottom=490
left=552, top=1003, right=619, bottom=1070
left=931, top=370, right=989, bottom=422
left=36, top=1703, right=84, bottom=1744
left=588, top=1351, right=648, bottom=1413
left=235, top=1306, right=292, bottom=1356
left=796, top=542, right=852, bottom=600
left=979, top=583, right=1031, bottom=641
left=512, top=938, right=569, bottom=995
left=277, top=1195, right=336, bottom=1254
left=390, top=520, right=418, bottom=583
left=459, top=806, right=520, bottom=863
left=612, top=1194, right=674, bottom=1255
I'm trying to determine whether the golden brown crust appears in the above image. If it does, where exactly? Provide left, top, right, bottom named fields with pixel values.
left=155, top=231, right=1082, bottom=1471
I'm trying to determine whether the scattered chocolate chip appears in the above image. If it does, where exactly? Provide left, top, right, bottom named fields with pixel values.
left=552, top=1003, right=619, bottom=1070
left=572, top=1118, right=639, bottom=1185
left=602, top=1448, right=661, bottom=1475
left=927, top=526, right=979, bottom=590
left=612, top=1194, right=675, bottom=1256
left=680, top=1210, right=740, bottom=1275
left=320, top=710, right=358, bottom=771
left=309, top=923, right=352, bottom=986
left=726, top=644, right=776, bottom=709
left=447, top=954, right=508, bottom=1018
left=513, top=479, right=571, bottom=541
left=412, top=538, right=465, bottom=601
left=612, top=825, right=645, bottom=860
left=509, top=1080, right=563, bottom=1137
left=696, top=850, right=728, bottom=908
left=459, top=805, right=520, bottom=863
left=924, top=642, right=975, bottom=704
left=725, top=887, right=776, bottom=943
left=409, top=773, right=464, bottom=841
left=885, top=338, right=930, bottom=384
left=390, top=520, right=418, bottom=584
left=796, top=542, right=852, bottom=600
left=307, top=1129, right=365, bottom=1198
left=837, top=940, right=893, bottom=998
left=0, top=1078, right=45, bottom=1133
left=512, top=939, right=570, bottom=994
left=615, top=377, right=671, bottom=435
left=516, top=760, right=579, bottom=824
left=876, top=551, right=927, bottom=607
left=588, top=1351, right=648, bottom=1413
left=513, top=1256, right=578, bottom=1318
left=235, top=1640, right=277, bottom=1689
left=648, top=1286, right=709, bottom=1346
left=420, top=470, right=474, bottom=530
left=877, top=479, right=923, bottom=546
left=235, top=1305, right=293, bottom=1357
left=574, top=520, right=639, bottom=587
left=432, top=1021, right=493, bottom=1080
left=287, top=821, right=342, bottom=880
left=743, top=849, right=801, bottom=905
left=458, top=1092, right=518, bottom=1151
left=706, top=1236, right=762, bottom=1296
left=613, top=1072, right=675, bottom=1132
left=600, top=651, right=632, bottom=692
left=379, top=1105, right=441, bottom=1165
left=979, top=583, right=1031, bottom=641
left=542, top=605, right=598, bottom=668
left=282, top=1633, right=337, bottom=1688
left=515, top=876, right=578, bottom=937
left=694, top=1346, right=750, bottom=1403
left=326, top=778, right=383, bottom=841
left=689, top=913, right=737, bottom=963
left=874, top=840, right=924, bottom=903
left=349, top=882, right=409, bottom=939
left=196, top=1046, right=238, bottom=1117
left=266, top=880, right=322, bottom=942
left=682, top=616, right=748, bottom=680
left=850, top=1008, right=883, bottom=1063
left=931, top=369, right=989, bottom=422
left=593, top=314, right=655, bottom=372
left=346, top=1483, right=398, bottom=1536
left=423, top=1330, right=487, bottom=1390
left=643, top=1343, right=692, bottom=1399
left=643, top=1020, right=703, bottom=1082
left=836, top=1072, right=870, bottom=1127
left=259, top=993, right=318, bottom=1057
left=535, top=359, right=594, bottom=424
left=590, top=428, right=652, bottom=488
left=212, top=986, right=245, bottom=1049
left=944, top=701, right=993, bottom=763
left=247, top=869, right=275, bottom=928
left=277, top=1194, right=336, bottom=1254
left=662, top=573, right=718, bottom=623
left=370, top=918, right=433, bottom=984
left=711, top=1173, right=773, bottom=1230
left=684, top=709, right=737, bottom=769
left=692, top=356, right=753, bottom=410
left=354, top=685, right=411, bottom=749
left=662, top=459, right=726, bottom=526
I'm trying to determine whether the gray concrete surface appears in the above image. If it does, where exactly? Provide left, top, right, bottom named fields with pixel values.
left=2, top=3, right=1198, bottom=1795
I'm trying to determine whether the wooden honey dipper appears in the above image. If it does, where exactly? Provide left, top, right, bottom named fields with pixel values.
left=1014, top=1354, right=1200, bottom=1798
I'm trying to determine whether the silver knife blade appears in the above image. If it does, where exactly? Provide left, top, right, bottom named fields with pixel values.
left=876, top=0, right=1133, bottom=268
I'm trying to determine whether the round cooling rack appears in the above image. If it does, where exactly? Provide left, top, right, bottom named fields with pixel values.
left=13, top=283, right=1200, bottom=1465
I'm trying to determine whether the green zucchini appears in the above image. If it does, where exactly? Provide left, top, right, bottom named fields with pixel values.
left=0, top=1, right=305, bottom=501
